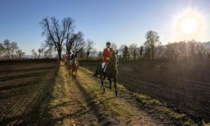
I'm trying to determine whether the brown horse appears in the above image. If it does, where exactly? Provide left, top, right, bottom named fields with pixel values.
left=68, top=59, right=79, bottom=80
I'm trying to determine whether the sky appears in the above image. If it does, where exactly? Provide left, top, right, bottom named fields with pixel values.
left=0, top=0, right=210, bottom=54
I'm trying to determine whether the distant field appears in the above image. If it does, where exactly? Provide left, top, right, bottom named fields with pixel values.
left=0, top=59, right=59, bottom=125
left=80, top=59, right=210, bottom=122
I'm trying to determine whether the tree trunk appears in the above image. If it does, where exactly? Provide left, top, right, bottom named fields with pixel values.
left=38, top=53, right=40, bottom=59
left=86, top=51, right=89, bottom=59
left=57, top=47, right=62, bottom=61
left=151, top=45, right=154, bottom=60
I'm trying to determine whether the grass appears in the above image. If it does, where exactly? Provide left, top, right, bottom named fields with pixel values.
left=46, top=62, right=75, bottom=126
left=80, top=67, right=210, bottom=126
left=132, top=89, right=210, bottom=125
left=46, top=62, right=102, bottom=126
left=76, top=68, right=149, bottom=125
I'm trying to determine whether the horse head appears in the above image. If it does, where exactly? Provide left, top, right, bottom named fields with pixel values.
left=109, top=51, right=118, bottom=68
left=109, top=50, right=118, bottom=67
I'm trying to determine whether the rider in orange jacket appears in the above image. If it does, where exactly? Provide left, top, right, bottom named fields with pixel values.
left=102, top=42, right=113, bottom=71
left=93, top=42, right=113, bottom=76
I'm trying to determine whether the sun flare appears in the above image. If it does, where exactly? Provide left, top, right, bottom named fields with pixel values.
left=180, top=17, right=198, bottom=34
left=172, top=8, right=206, bottom=41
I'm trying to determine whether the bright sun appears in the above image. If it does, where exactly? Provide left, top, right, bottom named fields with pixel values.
left=173, top=8, right=206, bottom=41
left=180, top=17, right=198, bottom=34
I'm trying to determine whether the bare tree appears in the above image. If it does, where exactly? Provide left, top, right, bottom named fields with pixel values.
left=31, top=49, right=38, bottom=59
left=2, top=40, right=18, bottom=59
left=3, top=40, right=11, bottom=59
left=178, top=41, right=187, bottom=57
left=129, top=43, right=137, bottom=60
left=66, top=31, right=84, bottom=54
left=40, top=17, right=74, bottom=60
left=0, top=40, right=23, bottom=59
left=10, top=42, right=19, bottom=58
left=139, top=45, right=144, bottom=59
left=154, top=45, right=165, bottom=59
left=86, top=39, right=94, bottom=59
left=123, top=45, right=129, bottom=59
left=38, top=48, right=44, bottom=59
left=71, top=32, right=85, bottom=53
left=78, top=47, right=86, bottom=59
left=0, top=43, right=5, bottom=57
left=16, top=50, right=25, bottom=58
left=43, top=48, right=53, bottom=58
left=144, top=30, right=160, bottom=60
left=165, top=43, right=177, bottom=59
left=189, top=41, right=196, bottom=57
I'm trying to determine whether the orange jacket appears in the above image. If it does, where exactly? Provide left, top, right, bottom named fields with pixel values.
left=103, top=48, right=113, bottom=62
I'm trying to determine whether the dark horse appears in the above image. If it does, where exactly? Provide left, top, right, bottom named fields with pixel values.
left=95, top=51, right=118, bottom=97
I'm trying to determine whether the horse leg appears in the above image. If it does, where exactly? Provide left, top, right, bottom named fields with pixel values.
left=108, top=77, right=112, bottom=90
left=73, top=69, right=77, bottom=79
left=69, top=70, right=71, bottom=77
left=72, top=70, right=74, bottom=80
left=114, top=76, right=118, bottom=97
left=93, top=65, right=99, bottom=76
left=71, top=70, right=73, bottom=80
left=100, top=75, right=105, bottom=92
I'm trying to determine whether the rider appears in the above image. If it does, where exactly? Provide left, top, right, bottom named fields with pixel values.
left=70, top=51, right=79, bottom=67
left=102, top=42, right=113, bottom=71
left=93, top=42, right=113, bottom=76
left=65, top=52, right=70, bottom=64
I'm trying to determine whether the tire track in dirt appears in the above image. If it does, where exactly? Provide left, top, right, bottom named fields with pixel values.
left=0, top=61, right=58, bottom=126
left=118, top=72, right=210, bottom=120
left=0, top=72, right=46, bottom=81
left=1, top=79, right=47, bottom=125
left=0, top=66, right=56, bottom=73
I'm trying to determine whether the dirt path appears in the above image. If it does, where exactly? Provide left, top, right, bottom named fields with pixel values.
left=41, top=63, right=99, bottom=126
left=76, top=68, right=162, bottom=126
left=44, top=62, right=162, bottom=126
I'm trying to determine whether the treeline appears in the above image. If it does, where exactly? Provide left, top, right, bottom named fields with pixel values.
left=119, top=30, right=210, bottom=61
left=30, top=39, right=96, bottom=60
left=156, top=41, right=209, bottom=60
left=0, top=39, right=25, bottom=59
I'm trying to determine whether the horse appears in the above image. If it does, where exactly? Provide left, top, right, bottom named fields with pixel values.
left=99, top=51, right=118, bottom=97
left=69, top=58, right=79, bottom=80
